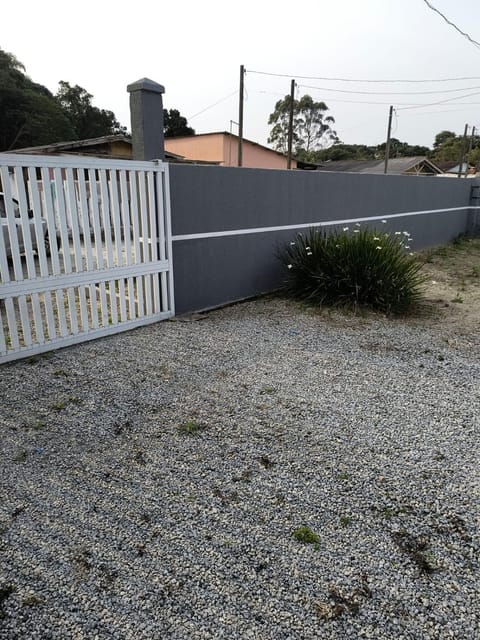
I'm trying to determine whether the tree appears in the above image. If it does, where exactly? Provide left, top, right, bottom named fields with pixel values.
left=164, top=108, right=194, bottom=137
left=55, top=81, right=126, bottom=139
left=433, top=130, right=456, bottom=149
left=0, top=48, right=75, bottom=150
left=376, top=138, right=429, bottom=159
left=268, top=94, right=338, bottom=158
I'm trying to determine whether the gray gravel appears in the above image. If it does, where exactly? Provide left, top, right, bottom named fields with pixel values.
left=0, top=297, right=479, bottom=639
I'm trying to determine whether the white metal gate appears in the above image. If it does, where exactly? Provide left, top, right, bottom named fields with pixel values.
left=0, top=154, right=174, bottom=364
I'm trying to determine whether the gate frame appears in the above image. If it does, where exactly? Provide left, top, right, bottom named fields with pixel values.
left=0, top=153, right=175, bottom=364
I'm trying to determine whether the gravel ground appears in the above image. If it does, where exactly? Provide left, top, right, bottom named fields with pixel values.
left=0, top=297, right=479, bottom=639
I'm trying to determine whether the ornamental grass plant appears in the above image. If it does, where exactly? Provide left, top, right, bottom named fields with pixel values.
left=279, top=225, right=426, bottom=314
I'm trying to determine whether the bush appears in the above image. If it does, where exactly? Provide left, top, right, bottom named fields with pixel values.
left=278, top=225, right=426, bottom=314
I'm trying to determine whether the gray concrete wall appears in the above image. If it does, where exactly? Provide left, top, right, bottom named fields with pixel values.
left=169, top=164, right=478, bottom=314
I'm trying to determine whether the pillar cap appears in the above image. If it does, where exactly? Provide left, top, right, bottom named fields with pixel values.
left=127, top=78, right=165, bottom=94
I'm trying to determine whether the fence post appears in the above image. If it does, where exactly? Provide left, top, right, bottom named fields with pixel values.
left=127, top=78, right=165, bottom=161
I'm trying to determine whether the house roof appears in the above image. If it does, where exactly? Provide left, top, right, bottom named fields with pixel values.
left=11, top=135, right=185, bottom=161
left=315, top=156, right=443, bottom=175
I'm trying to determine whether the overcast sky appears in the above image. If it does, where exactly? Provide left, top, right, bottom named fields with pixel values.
left=3, top=0, right=480, bottom=149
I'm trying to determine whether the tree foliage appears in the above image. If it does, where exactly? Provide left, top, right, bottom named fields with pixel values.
left=268, top=94, right=338, bottom=157
left=0, top=48, right=74, bottom=150
left=55, top=81, right=126, bottom=139
left=164, top=108, right=194, bottom=137
left=0, top=47, right=127, bottom=151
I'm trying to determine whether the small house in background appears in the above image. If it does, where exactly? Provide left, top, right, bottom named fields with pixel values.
left=164, top=132, right=296, bottom=170
left=10, top=134, right=186, bottom=163
left=303, top=156, right=443, bottom=176
left=434, top=161, right=477, bottom=178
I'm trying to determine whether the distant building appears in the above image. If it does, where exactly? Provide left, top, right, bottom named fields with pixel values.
left=302, top=156, right=443, bottom=176
left=9, top=134, right=185, bottom=163
left=164, top=132, right=296, bottom=170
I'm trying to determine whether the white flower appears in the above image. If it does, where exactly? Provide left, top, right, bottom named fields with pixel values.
left=373, top=236, right=380, bottom=240
left=376, top=246, right=382, bottom=250
left=290, top=242, right=296, bottom=246
left=343, top=227, right=349, bottom=231
left=307, top=251, right=313, bottom=256
left=409, top=252, right=414, bottom=256
left=355, top=222, right=361, bottom=227
left=305, top=246, right=311, bottom=251
left=353, top=229, right=360, bottom=233
left=395, top=231, right=401, bottom=235
left=335, top=244, right=340, bottom=248
left=432, top=280, right=437, bottom=284
left=405, top=245, right=410, bottom=249
left=381, top=219, right=387, bottom=224
left=402, top=231, right=410, bottom=236
left=287, top=264, right=293, bottom=269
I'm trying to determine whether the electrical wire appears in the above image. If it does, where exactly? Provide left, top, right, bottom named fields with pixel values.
left=246, top=68, right=480, bottom=83
left=188, top=90, right=238, bottom=120
left=298, top=83, right=480, bottom=96
left=397, top=90, right=480, bottom=110
left=422, top=0, right=480, bottom=50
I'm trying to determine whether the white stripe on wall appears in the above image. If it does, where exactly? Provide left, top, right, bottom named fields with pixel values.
left=172, top=205, right=480, bottom=242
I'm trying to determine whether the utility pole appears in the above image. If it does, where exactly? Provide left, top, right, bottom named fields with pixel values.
left=457, top=123, right=469, bottom=178
left=384, top=105, right=393, bottom=174
left=287, top=79, right=295, bottom=169
left=464, top=125, right=476, bottom=177
left=238, top=65, right=245, bottom=167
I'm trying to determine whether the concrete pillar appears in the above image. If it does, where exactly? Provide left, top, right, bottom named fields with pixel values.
left=127, top=78, right=165, bottom=161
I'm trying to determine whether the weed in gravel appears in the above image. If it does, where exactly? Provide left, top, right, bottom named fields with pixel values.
left=52, top=369, right=69, bottom=377
left=259, top=455, right=275, bottom=469
left=51, top=399, right=67, bottom=411
left=340, top=515, right=352, bottom=527
left=51, top=396, right=80, bottom=411
left=22, top=594, right=44, bottom=607
left=293, top=526, right=320, bottom=545
left=177, top=420, right=207, bottom=435
left=22, top=417, right=46, bottom=431
left=337, top=472, right=350, bottom=480
left=133, top=450, right=148, bottom=465
left=313, top=576, right=372, bottom=620
left=451, top=293, right=464, bottom=303
left=0, top=585, right=15, bottom=618
left=260, top=386, right=276, bottom=395
left=13, top=450, right=29, bottom=463
left=393, top=530, right=439, bottom=574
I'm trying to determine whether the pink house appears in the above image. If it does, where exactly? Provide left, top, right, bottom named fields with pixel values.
left=164, top=132, right=297, bottom=170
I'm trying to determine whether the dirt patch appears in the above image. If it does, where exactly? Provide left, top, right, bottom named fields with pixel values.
left=416, top=236, right=480, bottom=335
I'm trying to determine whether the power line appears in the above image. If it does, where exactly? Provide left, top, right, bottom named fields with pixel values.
left=246, top=68, right=480, bottom=83
left=188, top=90, right=238, bottom=120
left=298, top=83, right=480, bottom=96
left=397, top=89, right=480, bottom=111
left=422, top=0, right=480, bottom=50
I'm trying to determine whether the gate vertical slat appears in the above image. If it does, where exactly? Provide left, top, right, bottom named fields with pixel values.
left=30, top=168, right=56, bottom=341
left=66, top=168, right=89, bottom=333
left=138, top=172, right=152, bottom=316
left=156, top=171, right=168, bottom=312
left=108, top=169, right=123, bottom=268
left=53, top=168, right=76, bottom=336
left=98, top=169, right=118, bottom=326
left=147, top=171, right=161, bottom=313
left=109, top=170, right=127, bottom=322
left=77, top=169, right=99, bottom=330
left=128, top=171, right=144, bottom=317
left=119, top=170, right=135, bottom=321
left=0, top=166, right=23, bottom=282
